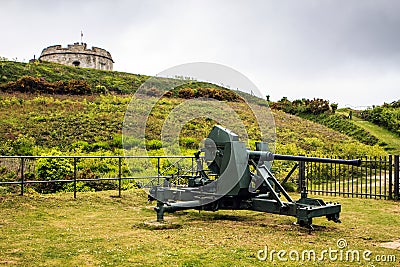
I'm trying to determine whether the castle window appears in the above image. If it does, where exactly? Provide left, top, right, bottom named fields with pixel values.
left=72, top=60, right=80, bottom=67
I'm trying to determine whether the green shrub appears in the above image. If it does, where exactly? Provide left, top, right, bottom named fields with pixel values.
left=0, top=135, right=36, bottom=156
left=271, top=97, right=330, bottom=115
left=179, top=137, right=198, bottom=149
left=71, top=141, right=91, bottom=152
left=90, top=141, right=111, bottom=151
left=35, top=157, right=74, bottom=193
left=122, top=136, right=144, bottom=149
left=110, top=134, right=123, bottom=149
left=147, top=140, right=162, bottom=150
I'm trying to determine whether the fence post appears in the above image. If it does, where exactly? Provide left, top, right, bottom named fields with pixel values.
left=191, top=157, right=194, bottom=176
left=389, top=155, right=393, bottom=200
left=394, top=155, right=399, bottom=200
left=73, top=157, right=77, bottom=199
left=118, top=157, right=122, bottom=198
left=298, top=161, right=306, bottom=193
left=20, top=157, right=25, bottom=196
left=157, top=157, right=160, bottom=185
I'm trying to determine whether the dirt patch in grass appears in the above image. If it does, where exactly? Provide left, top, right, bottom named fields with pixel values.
left=380, top=239, right=400, bottom=250
left=135, top=219, right=183, bottom=230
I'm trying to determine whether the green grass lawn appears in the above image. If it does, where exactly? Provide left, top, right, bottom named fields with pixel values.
left=0, top=190, right=399, bottom=266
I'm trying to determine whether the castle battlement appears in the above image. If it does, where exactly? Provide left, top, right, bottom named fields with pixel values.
left=39, top=43, right=114, bottom=70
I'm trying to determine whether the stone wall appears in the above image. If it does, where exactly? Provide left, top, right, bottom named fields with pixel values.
left=39, top=43, right=114, bottom=71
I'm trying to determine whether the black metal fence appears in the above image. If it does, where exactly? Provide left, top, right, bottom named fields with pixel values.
left=0, top=155, right=399, bottom=200
left=298, top=155, right=400, bottom=200
left=0, top=155, right=195, bottom=198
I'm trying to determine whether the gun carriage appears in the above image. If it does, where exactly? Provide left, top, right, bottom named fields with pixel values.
left=149, top=125, right=361, bottom=228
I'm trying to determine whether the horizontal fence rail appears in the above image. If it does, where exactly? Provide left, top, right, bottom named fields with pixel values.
left=0, top=155, right=399, bottom=200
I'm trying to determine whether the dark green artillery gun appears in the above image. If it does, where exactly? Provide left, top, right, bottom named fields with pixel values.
left=150, top=125, right=361, bottom=228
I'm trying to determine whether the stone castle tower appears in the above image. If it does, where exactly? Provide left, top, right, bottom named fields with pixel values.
left=39, top=43, right=114, bottom=71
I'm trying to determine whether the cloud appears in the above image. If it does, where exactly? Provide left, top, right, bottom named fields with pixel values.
left=1, top=0, right=399, bottom=106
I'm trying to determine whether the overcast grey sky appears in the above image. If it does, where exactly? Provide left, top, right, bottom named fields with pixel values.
left=1, top=0, right=399, bottom=107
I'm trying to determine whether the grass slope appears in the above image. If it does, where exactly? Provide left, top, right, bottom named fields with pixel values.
left=0, top=94, right=386, bottom=159
left=352, top=116, right=400, bottom=154
left=299, top=113, right=380, bottom=146
left=0, top=190, right=399, bottom=266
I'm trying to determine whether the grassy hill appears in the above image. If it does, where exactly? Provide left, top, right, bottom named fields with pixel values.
left=0, top=60, right=386, bottom=159
left=0, top=93, right=385, bottom=158
left=350, top=115, right=400, bottom=154
left=333, top=109, right=400, bottom=154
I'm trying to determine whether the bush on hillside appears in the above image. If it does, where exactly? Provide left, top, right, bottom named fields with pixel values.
left=0, top=76, right=93, bottom=95
left=172, top=87, right=243, bottom=102
left=270, top=97, right=330, bottom=115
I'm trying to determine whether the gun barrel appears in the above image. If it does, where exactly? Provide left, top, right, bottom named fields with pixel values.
left=247, top=151, right=361, bottom=166
left=273, top=154, right=362, bottom=166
